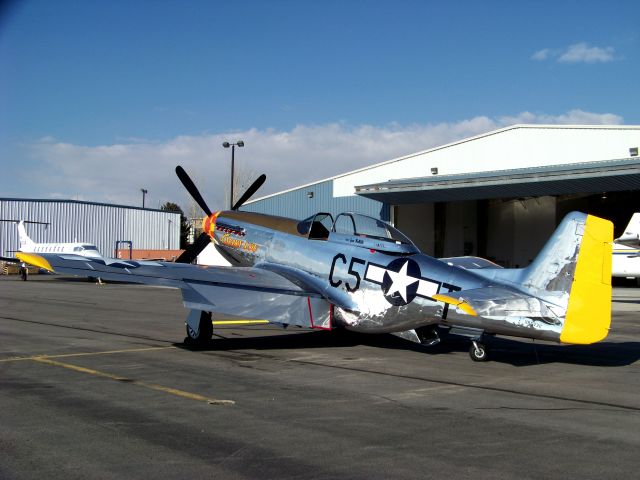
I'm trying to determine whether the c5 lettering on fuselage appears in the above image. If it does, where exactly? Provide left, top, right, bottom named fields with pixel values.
left=328, top=253, right=460, bottom=316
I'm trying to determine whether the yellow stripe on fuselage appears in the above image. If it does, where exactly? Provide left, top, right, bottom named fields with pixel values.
left=560, top=215, right=613, bottom=344
left=16, top=252, right=54, bottom=272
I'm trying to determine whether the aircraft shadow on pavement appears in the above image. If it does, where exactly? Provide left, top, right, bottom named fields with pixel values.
left=423, top=336, right=640, bottom=367
left=176, top=330, right=363, bottom=352
left=175, top=330, right=640, bottom=367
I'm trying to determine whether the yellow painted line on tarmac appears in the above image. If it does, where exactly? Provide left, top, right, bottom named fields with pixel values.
left=212, top=319, right=269, bottom=325
left=49, top=346, right=177, bottom=358
left=30, top=357, right=235, bottom=406
left=0, top=346, right=176, bottom=363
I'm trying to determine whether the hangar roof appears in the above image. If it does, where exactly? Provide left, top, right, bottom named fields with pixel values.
left=0, top=197, right=168, bottom=213
left=247, top=124, right=640, bottom=206
left=354, top=158, right=640, bottom=204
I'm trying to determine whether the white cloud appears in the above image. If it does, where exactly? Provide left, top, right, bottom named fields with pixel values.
left=531, top=48, right=551, bottom=61
left=25, top=110, right=624, bottom=213
left=498, top=109, right=623, bottom=126
left=531, top=42, right=615, bottom=64
left=558, top=42, right=615, bottom=63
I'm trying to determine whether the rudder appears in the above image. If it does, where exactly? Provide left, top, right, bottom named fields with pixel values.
left=520, top=212, right=613, bottom=344
left=560, top=214, right=612, bottom=344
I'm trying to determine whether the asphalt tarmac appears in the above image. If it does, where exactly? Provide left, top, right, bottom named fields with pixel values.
left=1, top=275, right=639, bottom=479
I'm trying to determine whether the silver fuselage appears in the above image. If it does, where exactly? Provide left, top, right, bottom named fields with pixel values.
left=210, top=211, right=564, bottom=341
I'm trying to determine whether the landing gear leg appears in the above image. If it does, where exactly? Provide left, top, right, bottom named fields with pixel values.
left=469, top=339, right=489, bottom=362
left=185, top=310, right=213, bottom=346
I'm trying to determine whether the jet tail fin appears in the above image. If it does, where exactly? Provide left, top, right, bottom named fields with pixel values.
left=17, top=221, right=36, bottom=251
left=522, top=212, right=612, bottom=344
left=615, top=212, right=640, bottom=247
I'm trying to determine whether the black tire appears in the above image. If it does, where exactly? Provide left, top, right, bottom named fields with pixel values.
left=469, top=342, right=489, bottom=362
left=186, top=311, right=213, bottom=346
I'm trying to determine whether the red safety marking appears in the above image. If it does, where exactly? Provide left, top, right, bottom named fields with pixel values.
left=307, top=297, right=315, bottom=328
left=307, top=297, right=332, bottom=330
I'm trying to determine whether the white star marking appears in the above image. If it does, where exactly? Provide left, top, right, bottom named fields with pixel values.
left=386, top=260, right=419, bottom=303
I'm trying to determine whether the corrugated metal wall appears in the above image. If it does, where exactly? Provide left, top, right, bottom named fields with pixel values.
left=241, top=179, right=389, bottom=221
left=0, top=199, right=181, bottom=257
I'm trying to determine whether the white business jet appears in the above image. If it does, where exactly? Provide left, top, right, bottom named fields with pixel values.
left=612, top=213, right=640, bottom=279
left=1, top=220, right=103, bottom=280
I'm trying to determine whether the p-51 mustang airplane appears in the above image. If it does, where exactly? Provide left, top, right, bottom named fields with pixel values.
left=18, top=167, right=613, bottom=361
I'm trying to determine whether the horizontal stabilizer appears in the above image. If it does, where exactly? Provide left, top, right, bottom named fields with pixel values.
left=433, top=286, right=559, bottom=322
left=439, top=256, right=503, bottom=270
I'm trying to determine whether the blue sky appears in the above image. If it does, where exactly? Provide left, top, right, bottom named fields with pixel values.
left=1, top=0, right=639, bottom=211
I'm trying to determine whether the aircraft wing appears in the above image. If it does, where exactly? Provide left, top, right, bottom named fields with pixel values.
left=16, top=252, right=334, bottom=329
left=1, top=254, right=19, bottom=263
left=615, top=236, right=640, bottom=248
left=615, top=213, right=640, bottom=247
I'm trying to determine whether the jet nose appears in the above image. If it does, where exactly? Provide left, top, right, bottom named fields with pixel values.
left=202, top=211, right=221, bottom=238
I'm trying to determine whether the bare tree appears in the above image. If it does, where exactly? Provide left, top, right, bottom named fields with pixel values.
left=187, top=198, right=204, bottom=244
left=224, top=165, right=258, bottom=208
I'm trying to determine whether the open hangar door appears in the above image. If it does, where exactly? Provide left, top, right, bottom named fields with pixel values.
left=483, top=191, right=640, bottom=268
left=393, top=197, right=555, bottom=268
left=393, top=189, right=638, bottom=268
left=359, top=159, right=640, bottom=268
left=555, top=190, right=638, bottom=238
left=393, top=202, right=479, bottom=260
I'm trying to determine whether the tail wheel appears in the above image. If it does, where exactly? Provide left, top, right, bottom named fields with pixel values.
left=469, top=341, right=489, bottom=362
left=186, top=311, right=213, bottom=345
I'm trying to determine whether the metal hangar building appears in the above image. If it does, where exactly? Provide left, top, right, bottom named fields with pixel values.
left=0, top=198, right=181, bottom=258
left=243, top=124, right=640, bottom=267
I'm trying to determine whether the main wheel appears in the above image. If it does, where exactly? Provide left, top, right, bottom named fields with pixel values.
left=469, top=341, right=489, bottom=362
left=186, top=311, right=213, bottom=346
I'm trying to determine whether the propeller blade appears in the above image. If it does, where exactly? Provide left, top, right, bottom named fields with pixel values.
left=175, top=232, right=211, bottom=264
left=232, top=174, right=266, bottom=210
left=176, top=166, right=212, bottom=217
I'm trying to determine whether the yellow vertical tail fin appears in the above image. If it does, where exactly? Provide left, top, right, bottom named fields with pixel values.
left=560, top=215, right=613, bottom=344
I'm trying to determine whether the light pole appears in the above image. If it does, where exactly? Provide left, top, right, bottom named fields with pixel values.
left=222, top=140, right=244, bottom=209
left=141, top=188, right=148, bottom=209
left=167, top=219, right=172, bottom=249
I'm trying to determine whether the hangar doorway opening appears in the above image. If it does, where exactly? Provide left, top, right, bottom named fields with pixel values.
left=393, top=190, right=638, bottom=268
